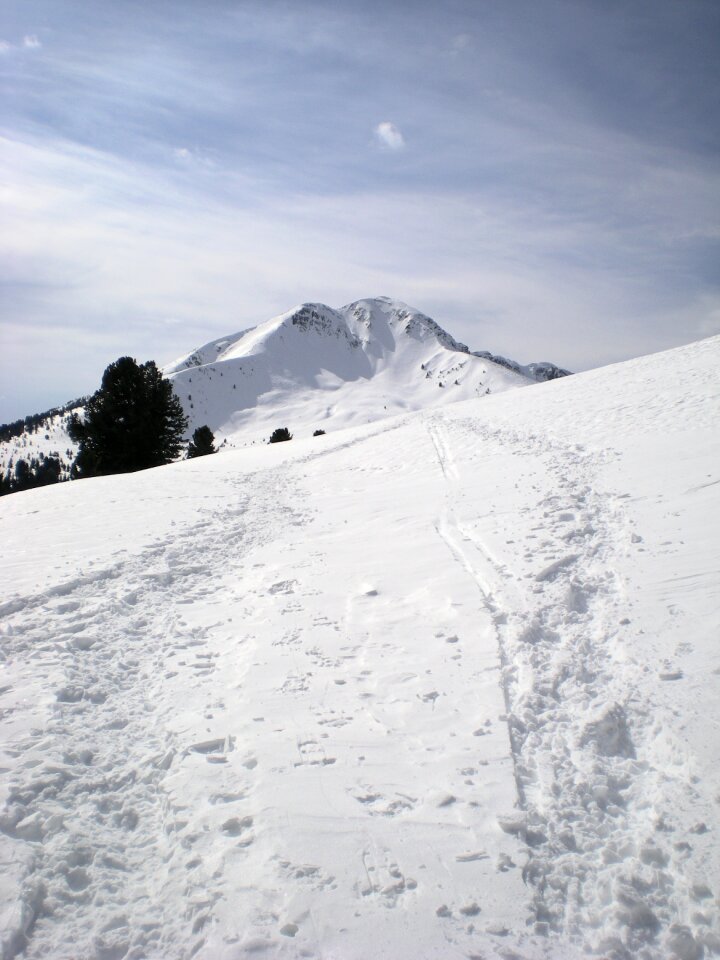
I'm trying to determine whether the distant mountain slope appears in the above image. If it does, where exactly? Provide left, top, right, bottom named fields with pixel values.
left=0, top=406, right=80, bottom=487
left=162, top=297, right=536, bottom=444
left=472, top=350, right=571, bottom=382
left=1, top=297, right=569, bottom=471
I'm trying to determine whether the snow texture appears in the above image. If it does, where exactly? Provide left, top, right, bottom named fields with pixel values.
left=0, top=333, right=718, bottom=959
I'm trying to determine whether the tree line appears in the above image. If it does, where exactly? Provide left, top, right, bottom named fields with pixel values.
left=0, top=357, right=215, bottom=497
left=1, top=356, right=327, bottom=497
left=0, top=396, right=88, bottom=444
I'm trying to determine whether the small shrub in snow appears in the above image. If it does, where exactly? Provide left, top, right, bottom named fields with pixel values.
left=269, top=428, right=292, bottom=444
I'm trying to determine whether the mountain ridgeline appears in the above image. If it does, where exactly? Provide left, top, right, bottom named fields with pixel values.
left=0, top=297, right=570, bottom=493
left=163, top=298, right=570, bottom=443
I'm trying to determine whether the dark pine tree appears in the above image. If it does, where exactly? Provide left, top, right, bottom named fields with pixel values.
left=13, top=459, right=32, bottom=491
left=35, top=456, right=62, bottom=486
left=269, top=427, right=292, bottom=443
left=0, top=455, right=66, bottom=497
left=68, top=357, right=188, bottom=477
left=187, top=425, right=216, bottom=459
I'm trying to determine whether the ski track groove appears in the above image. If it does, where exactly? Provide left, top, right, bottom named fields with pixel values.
left=425, top=413, right=716, bottom=960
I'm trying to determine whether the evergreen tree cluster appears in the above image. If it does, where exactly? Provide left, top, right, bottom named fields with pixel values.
left=0, top=397, right=87, bottom=444
left=1, top=356, right=335, bottom=498
left=0, top=454, right=64, bottom=496
left=69, top=357, right=188, bottom=477
left=268, top=427, right=325, bottom=442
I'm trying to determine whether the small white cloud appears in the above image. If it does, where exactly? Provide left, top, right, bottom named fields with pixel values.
left=452, top=33, right=471, bottom=51
left=173, top=146, right=217, bottom=169
left=375, top=121, right=405, bottom=151
left=23, top=35, right=41, bottom=49
left=0, top=40, right=11, bottom=54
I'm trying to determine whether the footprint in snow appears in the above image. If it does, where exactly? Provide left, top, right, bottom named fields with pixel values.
left=268, top=580, right=298, bottom=595
left=221, top=815, right=253, bottom=838
left=419, top=691, right=440, bottom=704
left=355, top=792, right=417, bottom=817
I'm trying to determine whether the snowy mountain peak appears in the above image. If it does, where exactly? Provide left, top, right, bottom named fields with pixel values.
left=165, top=297, right=469, bottom=376
left=161, top=297, right=535, bottom=444
left=1, top=297, right=571, bottom=474
left=343, top=297, right=469, bottom=354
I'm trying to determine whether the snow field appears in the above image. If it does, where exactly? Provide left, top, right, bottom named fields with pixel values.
left=0, top=334, right=718, bottom=959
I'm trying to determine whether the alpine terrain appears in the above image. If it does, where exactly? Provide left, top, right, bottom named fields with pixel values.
left=0, top=325, right=718, bottom=959
left=0, top=298, right=567, bottom=478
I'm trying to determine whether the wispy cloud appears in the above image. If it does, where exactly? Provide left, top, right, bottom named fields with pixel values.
left=0, top=34, right=42, bottom=53
left=451, top=33, right=471, bottom=53
left=172, top=146, right=217, bottom=169
left=374, top=122, right=405, bottom=151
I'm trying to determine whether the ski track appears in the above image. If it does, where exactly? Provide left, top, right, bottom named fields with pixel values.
left=426, top=413, right=718, bottom=959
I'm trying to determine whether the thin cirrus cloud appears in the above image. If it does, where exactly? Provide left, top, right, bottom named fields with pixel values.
left=374, top=121, right=405, bottom=151
left=0, top=34, right=42, bottom=52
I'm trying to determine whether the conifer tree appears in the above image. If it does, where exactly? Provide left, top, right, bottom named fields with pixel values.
left=187, top=425, right=216, bottom=458
left=69, top=357, right=188, bottom=477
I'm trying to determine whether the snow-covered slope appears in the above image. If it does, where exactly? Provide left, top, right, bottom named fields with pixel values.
left=162, top=297, right=533, bottom=445
left=1, top=335, right=718, bottom=960
left=0, top=410, right=77, bottom=485
left=1, top=297, right=556, bottom=474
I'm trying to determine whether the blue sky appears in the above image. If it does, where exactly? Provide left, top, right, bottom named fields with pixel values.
left=2, top=0, right=719, bottom=420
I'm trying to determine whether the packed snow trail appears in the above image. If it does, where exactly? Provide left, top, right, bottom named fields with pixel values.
left=426, top=411, right=719, bottom=957
left=1, top=422, right=537, bottom=959
left=1, top=335, right=719, bottom=959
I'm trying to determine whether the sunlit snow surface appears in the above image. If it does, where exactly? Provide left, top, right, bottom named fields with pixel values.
left=1, top=336, right=718, bottom=960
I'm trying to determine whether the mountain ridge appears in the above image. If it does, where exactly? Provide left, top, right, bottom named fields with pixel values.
left=162, top=297, right=569, bottom=444
left=1, top=296, right=570, bottom=480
